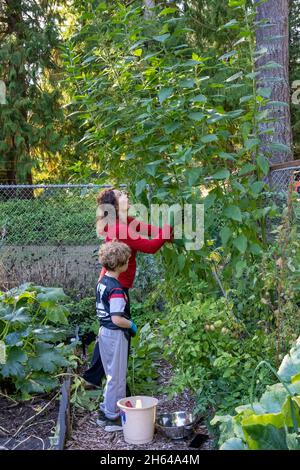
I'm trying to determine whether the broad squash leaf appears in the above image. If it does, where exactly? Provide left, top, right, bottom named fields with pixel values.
left=28, top=343, right=69, bottom=373
left=220, top=437, right=247, bottom=450
left=0, top=347, right=27, bottom=378
left=243, top=424, right=288, bottom=450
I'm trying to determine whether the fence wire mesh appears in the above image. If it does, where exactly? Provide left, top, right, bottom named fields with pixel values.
left=269, top=166, right=300, bottom=197
left=0, top=184, right=115, bottom=246
left=0, top=173, right=298, bottom=293
left=0, top=168, right=299, bottom=247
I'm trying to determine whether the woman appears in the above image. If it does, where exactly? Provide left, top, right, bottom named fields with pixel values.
left=83, top=188, right=173, bottom=387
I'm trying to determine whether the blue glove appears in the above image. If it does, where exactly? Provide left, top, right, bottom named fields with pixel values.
left=130, top=320, right=138, bottom=337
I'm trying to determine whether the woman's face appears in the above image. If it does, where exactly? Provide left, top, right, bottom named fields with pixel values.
left=114, top=189, right=129, bottom=211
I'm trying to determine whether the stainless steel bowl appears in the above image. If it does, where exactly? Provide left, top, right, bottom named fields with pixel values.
left=156, top=411, right=198, bottom=440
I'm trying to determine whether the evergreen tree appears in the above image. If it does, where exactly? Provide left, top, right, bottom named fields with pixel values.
left=0, top=0, right=65, bottom=193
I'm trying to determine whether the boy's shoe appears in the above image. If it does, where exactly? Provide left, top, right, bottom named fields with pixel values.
left=96, top=410, right=107, bottom=427
left=96, top=412, right=123, bottom=432
left=104, top=416, right=123, bottom=432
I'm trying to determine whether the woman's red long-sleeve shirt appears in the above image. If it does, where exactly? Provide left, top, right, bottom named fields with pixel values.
left=99, top=217, right=172, bottom=288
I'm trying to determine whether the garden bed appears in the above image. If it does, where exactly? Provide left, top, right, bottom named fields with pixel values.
left=0, top=393, right=59, bottom=450
left=66, top=361, right=214, bottom=451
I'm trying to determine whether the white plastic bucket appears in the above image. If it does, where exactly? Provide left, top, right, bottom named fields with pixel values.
left=117, top=396, right=158, bottom=445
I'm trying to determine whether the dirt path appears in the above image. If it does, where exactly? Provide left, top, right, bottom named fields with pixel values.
left=66, top=361, right=213, bottom=451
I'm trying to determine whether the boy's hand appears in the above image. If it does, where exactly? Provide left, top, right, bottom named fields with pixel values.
left=129, top=320, right=138, bottom=337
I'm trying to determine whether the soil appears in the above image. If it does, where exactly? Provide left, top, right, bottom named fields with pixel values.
left=0, top=393, right=59, bottom=450
left=66, top=361, right=214, bottom=451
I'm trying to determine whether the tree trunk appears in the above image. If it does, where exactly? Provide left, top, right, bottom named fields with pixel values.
left=255, top=0, right=292, bottom=164
left=143, top=0, right=155, bottom=19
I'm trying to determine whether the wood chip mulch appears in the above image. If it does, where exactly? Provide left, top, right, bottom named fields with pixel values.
left=66, top=361, right=214, bottom=451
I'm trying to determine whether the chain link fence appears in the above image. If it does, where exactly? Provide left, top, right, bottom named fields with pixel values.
left=0, top=170, right=298, bottom=293
left=0, top=168, right=299, bottom=248
left=0, top=184, right=118, bottom=293
left=0, top=184, right=120, bottom=245
left=269, top=165, right=300, bottom=196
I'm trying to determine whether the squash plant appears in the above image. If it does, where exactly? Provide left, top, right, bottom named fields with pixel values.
left=211, top=337, right=300, bottom=450
left=0, top=283, right=78, bottom=398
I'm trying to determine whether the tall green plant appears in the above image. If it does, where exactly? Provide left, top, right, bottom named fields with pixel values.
left=64, top=1, right=281, bottom=288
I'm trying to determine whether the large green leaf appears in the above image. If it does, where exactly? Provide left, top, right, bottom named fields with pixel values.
left=45, top=305, right=69, bottom=325
left=188, top=112, right=205, bottom=122
left=225, top=71, right=243, bottom=82
left=278, top=339, right=300, bottom=382
left=280, top=395, right=300, bottom=428
left=257, top=154, right=269, bottom=175
left=243, top=424, right=288, bottom=450
left=5, top=329, right=30, bottom=346
left=28, top=343, right=69, bottom=373
left=135, top=179, right=147, bottom=197
left=218, top=152, right=236, bottom=161
left=238, top=163, right=256, bottom=176
left=220, top=227, right=232, bottom=246
left=260, top=383, right=289, bottom=413
left=219, top=19, right=239, bottom=30
left=32, top=326, right=67, bottom=342
left=158, top=87, right=173, bottom=105
left=201, top=134, right=218, bottom=143
left=164, top=122, right=180, bottom=134
left=233, top=235, right=247, bottom=253
left=235, top=260, right=247, bottom=277
left=220, top=437, right=247, bottom=450
left=242, top=411, right=284, bottom=430
left=190, top=94, right=207, bottom=103
left=16, top=373, right=59, bottom=394
left=204, top=192, right=217, bottom=210
left=36, top=287, right=68, bottom=307
left=15, top=290, right=36, bottom=306
left=179, top=79, right=195, bottom=88
left=145, top=160, right=164, bottom=177
left=177, top=254, right=186, bottom=272
left=224, top=206, right=242, bottom=222
left=211, top=169, right=230, bottom=180
left=3, top=307, right=31, bottom=323
left=153, top=33, right=170, bottom=42
left=185, top=167, right=203, bottom=186
left=269, top=143, right=291, bottom=153
left=0, top=347, right=27, bottom=378
left=210, top=415, right=235, bottom=446
left=251, top=181, right=265, bottom=195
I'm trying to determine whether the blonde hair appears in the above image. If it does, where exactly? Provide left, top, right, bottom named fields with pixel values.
left=99, top=241, right=131, bottom=271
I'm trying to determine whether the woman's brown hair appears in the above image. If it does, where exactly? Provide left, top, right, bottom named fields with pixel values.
left=96, top=188, right=119, bottom=234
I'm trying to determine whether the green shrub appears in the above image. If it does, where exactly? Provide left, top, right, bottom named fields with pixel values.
left=67, top=296, right=98, bottom=338
left=128, top=323, right=162, bottom=396
left=161, top=294, right=277, bottom=415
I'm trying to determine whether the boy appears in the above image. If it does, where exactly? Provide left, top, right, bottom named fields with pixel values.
left=96, top=241, right=137, bottom=432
